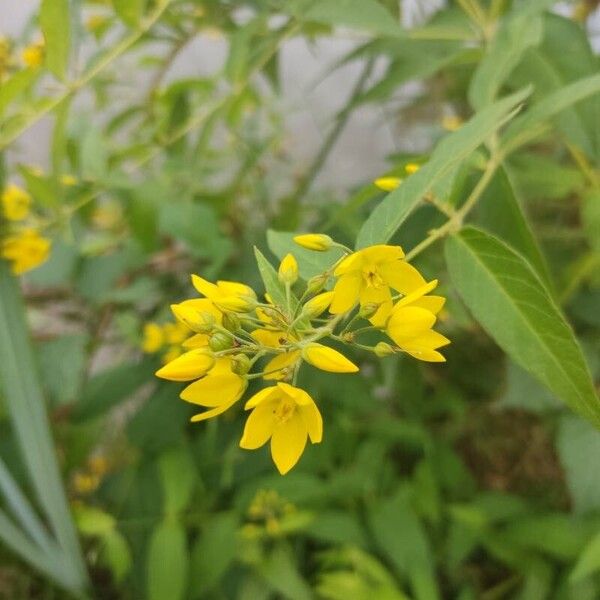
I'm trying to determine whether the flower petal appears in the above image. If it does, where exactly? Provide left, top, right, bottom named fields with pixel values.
left=244, top=386, right=279, bottom=409
left=180, top=373, right=246, bottom=407
left=387, top=307, right=436, bottom=342
left=263, top=351, right=300, bottom=380
left=302, top=344, right=359, bottom=373
left=240, top=403, right=277, bottom=449
left=300, top=403, right=323, bottom=443
left=330, top=274, right=361, bottom=314
left=191, top=275, right=219, bottom=299
left=190, top=401, right=237, bottom=422
left=378, top=260, right=426, bottom=294
left=270, top=415, right=308, bottom=474
left=155, top=349, right=215, bottom=382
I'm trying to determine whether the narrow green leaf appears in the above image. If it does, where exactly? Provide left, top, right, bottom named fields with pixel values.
left=571, top=529, right=600, bottom=582
left=0, top=69, right=40, bottom=115
left=267, top=230, right=344, bottom=280
left=356, top=87, right=531, bottom=248
left=259, top=544, right=313, bottom=600
left=445, top=227, right=600, bottom=427
left=254, top=247, right=287, bottom=307
left=40, top=0, right=70, bottom=80
left=112, top=0, right=146, bottom=26
left=503, top=73, right=600, bottom=150
left=294, top=0, right=403, bottom=37
left=469, top=12, right=543, bottom=110
left=147, top=520, right=189, bottom=600
left=158, top=447, right=196, bottom=516
left=0, top=263, right=88, bottom=592
left=474, top=167, right=552, bottom=289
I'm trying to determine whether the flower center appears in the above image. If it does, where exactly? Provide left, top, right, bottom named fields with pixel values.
left=273, top=397, right=296, bottom=424
left=362, top=265, right=385, bottom=289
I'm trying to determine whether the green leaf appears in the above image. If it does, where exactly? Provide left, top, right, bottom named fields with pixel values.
left=445, top=227, right=600, bottom=427
left=503, top=73, right=600, bottom=151
left=368, top=488, right=439, bottom=600
left=259, top=544, right=313, bottom=600
left=254, top=247, right=287, bottom=307
left=469, top=12, right=543, bottom=110
left=294, top=0, right=403, bottom=37
left=101, top=529, right=132, bottom=583
left=112, top=0, right=146, bottom=26
left=0, top=69, right=40, bottom=115
left=557, top=416, right=600, bottom=514
left=582, top=190, right=600, bottom=255
left=147, top=520, right=189, bottom=600
left=158, top=447, right=196, bottom=516
left=473, top=167, right=551, bottom=289
left=0, top=263, right=87, bottom=593
left=267, top=230, right=344, bottom=280
left=40, top=0, right=70, bottom=80
left=356, top=87, right=531, bottom=248
left=72, top=359, right=155, bottom=422
left=191, top=512, right=239, bottom=592
left=571, top=529, right=600, bottom=583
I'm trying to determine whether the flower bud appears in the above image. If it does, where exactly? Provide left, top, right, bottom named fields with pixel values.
left=209, top=331, right=234, bottom=352
left=215, top=295, right=257, bottom=313
left=293, top=233, right=333, bottom=252
left=171, top=304, right=215, bottom=333
left=306, top=273, right=328, bottom=294
left=405, top=163, right=420, bottom=175
left=302, top=291, right=334, bottom=318
left=302, top=343, right=359, bottom=373
left=359, top=302, right=380, bottom=319
left=222, top=312, right=241, bottom=332
left=155, top=349, right=215, bottom=381
left=231, top=354, right=251, bottom=375
left=374, top=342, right=396, bottom=357
left=374, top=177, right=401, bottom=192
left=278, top=253, right=298, bottom=285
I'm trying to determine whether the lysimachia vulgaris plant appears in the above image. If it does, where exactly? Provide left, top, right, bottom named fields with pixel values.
left=156, top=234, right=449, bottom=474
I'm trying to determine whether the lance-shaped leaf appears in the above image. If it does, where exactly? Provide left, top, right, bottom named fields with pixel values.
left=445, top=227, right=600, bottom=428
left=40, top=0, right=70, bottom=80
left=356, top=87, right=531, bottom=248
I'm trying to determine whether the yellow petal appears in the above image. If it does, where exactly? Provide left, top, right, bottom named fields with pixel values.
left=217, top=280, right=255, bottom=299
left=182, top=333, right=210, bottom=349
left=155, top=349, right=215, bottom=382
left=330, top=274, right=361, bottom=314
left=361, top=245, right=404, bottom=264
left=240, top=403, right=277, bottom=449
left=251, top=328, right=286, bottom=348
left=302, top=344, right=359, bottom=373
left=245, top=386, right=279, bottom=409
left=404, top=330, right=451, bottom=351
left=299, top=403, right=323, bottom=443
left=405, top=163, right=420, bottom=174
left=293, top=233, right=333, bottom=251
left=191, top=274, right=219, bottom=299
left=214, top=295, right=256, bottom=313
left=278, top=253, right=298, bottom=285
left=395, top=280, right=438, bottom=308
left=276, top=382, right=314, bottom=406
left=181, top=372, right=246, bottom=407
left=359, top=285, right=392, bottom=327
left=411, top=295, right=445, bottom=315
left=387, top=307, right=436, bottom=343
left=378, top=260, right=426, bottom=294
left=191, top=401, right=237, bottom=422
left=374, top=177, right=402, bottom=192
left=270, top=414, right=308, bottom=474
left=333, top=251, right=364, bottom=276
left=141, top=322, right=164, bottom=353
left=404, top=348, right=446, bottom=362
left=263, top=351, right=300, bottom=380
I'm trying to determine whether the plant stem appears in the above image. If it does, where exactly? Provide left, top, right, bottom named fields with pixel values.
left=0, top=0, right=174, bottom=151
left=405, top=157, right=499, bottom=262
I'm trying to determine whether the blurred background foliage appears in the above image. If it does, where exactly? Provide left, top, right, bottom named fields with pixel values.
left=0, top=0, right=600, bottom=598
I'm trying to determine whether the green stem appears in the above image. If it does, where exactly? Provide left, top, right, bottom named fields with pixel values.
left=0, top=0, right=174, bottom=151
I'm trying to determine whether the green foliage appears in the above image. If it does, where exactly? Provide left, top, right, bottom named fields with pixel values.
left=0, top=0, right=599, bottom=598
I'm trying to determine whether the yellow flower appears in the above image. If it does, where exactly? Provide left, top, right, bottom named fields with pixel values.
left=442, top=115, right=463, bottom=132
left=141, top=322, right=164, bottom=353
left=72, top=473, right=100, bottom=495
left=214, top=295, right=257, bottom=313
left=180, top=358, right=247, bottom=422
left=1, top=229, right=51, bottom=275
left=329, top=245, right=427, bottom=326
left=155, top=348, right=215, bottom=381
left=405, top=163, right=420, bottom=175
left=302, top=291, right=334, bottom=318
left=22, top=43, right=43, bottom=68
left=192, top=275, right=256, bottom=313
left=1, top=184, right=31, bottom=221
left=240, top=383, right=323, bottom=474
left=60, top=174, right=77, bottom=186
left=385, top=281, right=450, bottom=362
left=162, top=322, right=189, bottom=345
left=251, top=327, right=300, bottom=381
left=374, top=177, right=402, bottom=192
left=278, top=253, right=298, bottom=285
left=293, top=233, right=333, bottom=252
left=302, top=344, right=358, bottom=373
left=87, top=455, right=109, bottom=477
left=86, top=14, right=108, bottom=32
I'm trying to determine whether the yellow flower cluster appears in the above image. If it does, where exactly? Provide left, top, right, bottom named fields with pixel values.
left=155, top=236, right=449, bottom=474
left=141, top=320, right=189, bottom=364
left=22, top=41, right=44, bottom=68
left=1, top=183, right=51, bottom=275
